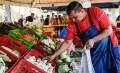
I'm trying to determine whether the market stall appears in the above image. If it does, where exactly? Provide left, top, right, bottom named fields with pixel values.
left=0, top=22, right=64, bottom=73
left=0, top=0, right=120, bottom=73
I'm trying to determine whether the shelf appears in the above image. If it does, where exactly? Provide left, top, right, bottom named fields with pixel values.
left=42, top=25, right=68, bottom=28
left=42, top=21, right=120, bottom=28
left=116, top=21, right=120, bottom=23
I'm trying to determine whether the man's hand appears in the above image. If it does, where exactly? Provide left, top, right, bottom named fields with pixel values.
left=43, top=55, right=55, bottom=62
left=86, top=39, right=95, bottom=49
left=43, top=40, right=72, bottom=62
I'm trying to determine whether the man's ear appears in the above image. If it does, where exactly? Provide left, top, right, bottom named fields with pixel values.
left=80, top=9, right=85, bottom=14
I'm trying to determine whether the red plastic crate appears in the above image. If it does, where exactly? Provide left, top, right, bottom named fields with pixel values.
left=25, top=28, right=40, bottom=38
left=0, top=47, right=18, bottom=64
left=0, top=35, right=28, bottom=69
left=24, top=48, right=56, bottom=66
left=35, top=41, right=55, bottom=57
left=24, top=48, right=43, bottom=59
left=6, top=50, right=30, bottom=73
left=6, top=57, right=22, bottom=73
left=24, top=48, right=56, bottom=73
left=10, top=59, right=47, bottom=73
left=0, top=35, right=28, bottom=54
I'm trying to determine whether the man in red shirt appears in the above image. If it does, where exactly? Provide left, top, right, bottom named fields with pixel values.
left=45, top=1, right=120, bottom=73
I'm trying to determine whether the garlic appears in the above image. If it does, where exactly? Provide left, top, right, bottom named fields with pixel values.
left=26, top=56, right=54, bottom=73
left=37, top=58, right=41, bottom=63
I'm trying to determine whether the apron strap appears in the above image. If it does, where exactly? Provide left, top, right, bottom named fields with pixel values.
left=87, top=8, right=94, bottom=25
left=74, top=8, right=94, bottom=40
left=74, top=21, right=83, bottom=40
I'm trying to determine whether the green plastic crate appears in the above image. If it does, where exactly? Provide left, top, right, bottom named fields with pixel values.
left=15, top=29, right=26, bottom=35
left=70, top=51, right=82, bottom=58
left=22, top=39, right=34, bottom=49
left=8, top=31, right=21, bottom=39
left=8, top=28, right=26, bottom=39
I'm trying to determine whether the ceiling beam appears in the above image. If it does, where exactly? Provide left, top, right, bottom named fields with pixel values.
left=0, top=0, right=120, bottom=7
left=90, top=0, right=120, bottom=3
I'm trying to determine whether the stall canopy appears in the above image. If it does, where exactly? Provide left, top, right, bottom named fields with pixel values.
left=0, top=0, right=120, bottom=7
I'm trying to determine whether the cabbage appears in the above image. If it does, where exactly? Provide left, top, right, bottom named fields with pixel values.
left=57, top=64, right=69, bottom=73
left=57, top=59, right=63, bottom=64
left=63, top=57, right=71, bottom=62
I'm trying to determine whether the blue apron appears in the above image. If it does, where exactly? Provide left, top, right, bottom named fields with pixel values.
left=74, top=9, right=120, bottom=73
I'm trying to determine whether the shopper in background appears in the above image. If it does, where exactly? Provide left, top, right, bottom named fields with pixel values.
left=40, top=15, right=44, bottom=24
left=44, top=15, right=50, bottom=25
left=18, top=15, right=24, bottom=26
left=58, top=15, right=63, bottom=25
left=51, top=14, right=55, bottom=25
left=45, top=1, right=120, bottom=73
left=116, top=15, right=120, bottom=27
left=54, top=15, right=58, bottom=25
left=62, top=14, right=69, bottom=24
left=58, top=15, right=64, bottom=32
left=26, top=13, right=35, bottom=23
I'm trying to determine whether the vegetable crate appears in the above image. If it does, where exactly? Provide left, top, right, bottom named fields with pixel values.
left=25, top=28, right=41, bottom=41
left=0, top=35, right=28, bottom=66
left=9, top=59, right=47, bottom=73
left=6, top=50, right=30, bottom=73
left=8, top=28, right=35, bottom=49
left=10, top=48, right=56, bottom=73
left=25, top=48, right=56, bottom=73
left=35, top=41, right=55, bottom=57
left=24, top=48, right=56, bottom=67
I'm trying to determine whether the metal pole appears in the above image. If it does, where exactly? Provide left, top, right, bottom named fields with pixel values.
left=4, top=5, right=11, bottom=22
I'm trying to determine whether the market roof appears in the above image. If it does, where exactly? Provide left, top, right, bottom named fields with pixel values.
left=0, top=0, right=120, bottom=7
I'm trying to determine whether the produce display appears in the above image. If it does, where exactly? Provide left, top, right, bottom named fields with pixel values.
left=8, top=28, right=35, bottom=49
left=0, top=22, right=82, bottom=73
left=57, top=64, right=73, bottom=73
left=25, top=24, right=58, bottom=49
left=24, top=24, right=58, bottom=49
left=30, top=25, right=43, bottom=36
left=35, top=41, right=55, bottom=56
left=56, top=51, right=71, bottom=64
left=40, top=36, right=57, bottom=50
left=26, top=56, right=54, bottom=73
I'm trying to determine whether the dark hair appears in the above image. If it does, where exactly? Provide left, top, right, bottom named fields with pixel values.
left=66, top=1, right=83, bottom=15
left=55, top=15, right=57, bottom=18
left=47, top=15, right=50, bottom=17
left=31, top=13, right=34, bottom=16
left=58, top=15, right=62, bottom=24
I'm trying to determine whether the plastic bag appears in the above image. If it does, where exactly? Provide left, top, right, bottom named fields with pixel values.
left=59, top=28, right=68, bottom=39
left=71, top=46, right=95, bottom=73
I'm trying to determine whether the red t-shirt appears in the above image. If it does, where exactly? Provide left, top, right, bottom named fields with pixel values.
left=66, top=7, right=118, bottom=45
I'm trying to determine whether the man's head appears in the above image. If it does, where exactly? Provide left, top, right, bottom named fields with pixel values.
left=66, top=1, right=86, bottom=21
left=31, top=13, right=35, bottom=18
left=20, top=15, right=23, bottom=18
left=55, top=15, right=57, bottom=18
left=41, top=15, right=43, bottom=18
left=47, top=15, right=50, bottom=18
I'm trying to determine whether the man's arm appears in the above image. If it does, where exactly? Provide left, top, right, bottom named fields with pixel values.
left=92, top=26, right=112, bottom=43
left=86, top=26, right=112, bottom=49
left=52, top=39, right=73, bottom=58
